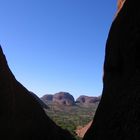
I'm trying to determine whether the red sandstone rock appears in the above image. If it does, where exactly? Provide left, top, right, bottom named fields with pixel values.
left=75, top=121, right=92, bottom=138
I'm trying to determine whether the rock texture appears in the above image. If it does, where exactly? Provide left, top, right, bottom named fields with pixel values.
left=116, top=0, right=126, bottom=15
left=84, top=0, right=140, bottom=140
left=53, top=92, right=75, bottom=106
left=76, top=95, right=100, bottom=105
left=0, top=46, right=75, bottom=140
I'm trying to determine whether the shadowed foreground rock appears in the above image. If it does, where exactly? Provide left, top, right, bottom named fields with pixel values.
left=0, top=47, right=75, bottom=140
left=84, top=0, right=140, bottom=140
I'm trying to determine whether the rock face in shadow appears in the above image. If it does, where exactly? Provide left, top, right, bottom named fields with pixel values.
left=0, top=47, right=75, bottom=140
left=29, top=91, right=49, bottom=109
left=84, top=0, right=140, bottom=140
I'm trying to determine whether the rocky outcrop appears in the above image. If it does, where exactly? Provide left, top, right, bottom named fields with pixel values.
left=84, top=1, right=140, bottom=140
left=76, top=96, right=100, bottom=105
left=41, top=92, right=75, bottom=106
left=53, top=92, right=75, bottom=106
left=41, top=94, right=101, bottom=106
left=0, top=46, right=75, bottom=140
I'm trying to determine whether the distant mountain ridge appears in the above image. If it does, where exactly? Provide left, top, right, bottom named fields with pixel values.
left=41, top=92, right=101, bottom=106
left=40, top=92, right=100, bottom=139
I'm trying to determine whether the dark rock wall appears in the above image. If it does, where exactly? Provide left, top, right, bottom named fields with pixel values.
left=29, top=91, right=49, bottom=109
left=0, top=47, right=75, bottom=140
left=84, top=0, right=140, bottom=140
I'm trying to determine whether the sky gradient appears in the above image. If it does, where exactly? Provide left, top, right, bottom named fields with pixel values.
left=0, top=0, right=116, bottom=99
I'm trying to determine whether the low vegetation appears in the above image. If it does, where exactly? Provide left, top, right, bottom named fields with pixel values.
left=44, top=102, right=99, bottom=139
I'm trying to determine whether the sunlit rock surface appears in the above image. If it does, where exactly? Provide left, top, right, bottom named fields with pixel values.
left=116, top=0, right=126, bottom=15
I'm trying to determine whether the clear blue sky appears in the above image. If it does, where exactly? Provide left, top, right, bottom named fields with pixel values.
left=0, top=0, right=116, bottom=99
